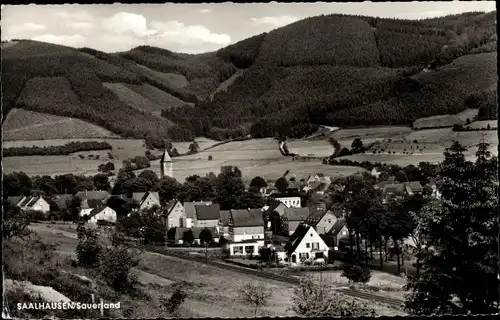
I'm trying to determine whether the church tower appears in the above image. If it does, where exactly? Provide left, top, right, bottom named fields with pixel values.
left=160, top=148, right=173, bottom=178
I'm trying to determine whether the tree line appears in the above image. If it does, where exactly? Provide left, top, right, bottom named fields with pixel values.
left=3, top=141, right=112, bottom=157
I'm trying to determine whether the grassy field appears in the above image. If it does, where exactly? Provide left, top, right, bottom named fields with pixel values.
left=3, top=109, right=119, bottom=141
left=30, top=223, right=403, bottom=317
left=125, top=83, right=190, bottom=110
left=466, top=120, right=498, bottom=129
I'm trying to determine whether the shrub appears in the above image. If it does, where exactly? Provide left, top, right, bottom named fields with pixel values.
left=341, top=262, right=371, bottom=283
left=76, top=224, right=102, bottom=267
left=99, top=245, right=140, bottom=292
left=208, top=155, right=213, bottom=161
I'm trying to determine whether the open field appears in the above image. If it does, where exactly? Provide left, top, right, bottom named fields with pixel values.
left=466, top=120, right=498, bottom=130
left=103, top=83, right=167, bottom=117
left=125, top=83, right=190, bottom=110
left=3, top=109, right=119, bottom=141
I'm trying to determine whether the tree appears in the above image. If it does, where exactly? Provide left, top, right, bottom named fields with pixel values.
left=162, top=289, right=187, bottom=315
left=292, top=276, right=375, bottom=317
left=182, top=230, right=194, bottom=246
left=239, top=282, right=272, bottom=317
left=158, top=176, right=183, bottom=204
left=76, top=224, right=102, bottom=267
left=99, top=241, right=140, bottom=292
left=351, top=138, right=364, bottom=152
left=405, top=141, right=499, bottom=315
left=233, top=192, right=265, bottom=210
left=249, top=176, right=267, bottom=190
left=486, top=123, right=491, bottom=130
left=275, top=176, right=289, bottom=192
left=215, top=166, right=245, bottom=210
left=328, top=137, right=342, bottom=156
left=93, top=174, right=110, bottom=191
left=341, top=260, right=371, bottom=283
left=208, top=155, right=213, bottom=161
left=3, top=203, right=31, bottom=240
left=188, top=142, right=199, bottom=154
left=199, top=228, right=213, bottom=245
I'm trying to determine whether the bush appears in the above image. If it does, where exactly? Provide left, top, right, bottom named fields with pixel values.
left=342, top=262, right=371, bottom=283
left=99, top=245, right=140, bottom=292
left=208, top=155, right=213, bottom=161
left=76, top=225, right=102, bottom=267
left=3, top=141, right=112, bottom=157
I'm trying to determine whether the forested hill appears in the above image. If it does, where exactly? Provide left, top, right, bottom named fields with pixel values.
left=2, top=11, right=497, bottom=143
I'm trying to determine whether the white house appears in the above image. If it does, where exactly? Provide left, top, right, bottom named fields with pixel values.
left=226, top=209, right=265, bottom=256
left=270, top=192, right=302, bottom=208
left=15, top=196, right=51, bottom=214
left=286, top=224, right=329, bottom=265
left=79, top=199, right=107, bottom=218
left=87, top=206, right=117, bottom=224
left=133, top=191, right=161, bottom=211
left=183, top=201, right=212, bottom=229
left=165, top=200, right=186, bottom=228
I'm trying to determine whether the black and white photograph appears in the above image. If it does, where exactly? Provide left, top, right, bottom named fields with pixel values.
left=1, top=1, right=498, bottom=318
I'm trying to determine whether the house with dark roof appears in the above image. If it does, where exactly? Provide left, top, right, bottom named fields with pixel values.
left=264, top=200, right=287, bottom=217
left=87, top=206, right=117, bottom=225
left=283, top=207, right=310, bottom=235
left=7, top=196, right=24, bottom=207
left=323, top=218, right=349, bottom=247
left=194, top=203, right=221, bottom=228
left=285, top=224, right=329, bottom=265
left=132, top=191, right=161, bottom=211
left=226, top=209, right=265, bottom=256
left=164, top=200, right=185, bottom=229
left=403, top=181, right=423, bottom=195
left=269, top=191, right=302, bottom=208
left=79, top=198, right=107, bottom=218
left=13, top=195, right=51, bottom=214
left=304, top=209, right=338, bottom=235
left=183, top=201, right=212, bottom=228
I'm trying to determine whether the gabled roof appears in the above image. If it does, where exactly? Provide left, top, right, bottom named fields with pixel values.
left=82, top=199, right=106, bottom=210
left=26, top=196, right=41, bottom=207
left=286, top=224, right=313, bottom=255
left=183, top=201, right=212, bottom=219
left=7, top=196, right=24, bottom=206
left=383, top=183, right=405, bottom=194
left=164, top=199, right=182, bottom=216
left=161, top=149, right=172, bottom=163
left=220, top=210, right=231, bottom=226
left=314, top=182, right=330, bottom=192
left=231, top=209, right=264, bottom=227
left=304, top=209, right=328, bottom=226
left=195, top=204, right=221, bottom=221
left=75, top=191, right=110, bottom=201
left=403, top=181, right=423, bottom=192
left=284, top=207, right=310, bottom=222
left=89, top=206, right=114, bottom=218
left=265, top=200, right=286, bottom=213
left=328, top=218, right=347, bottom=236
left=270, top=191, right=301, bottom=198
left=19, top=196, right=33, bottom=207
left=137, top=191, right=160, bottom=206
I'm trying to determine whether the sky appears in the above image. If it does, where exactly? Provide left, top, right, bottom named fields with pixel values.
left=1, top=2, right=496, bottom=54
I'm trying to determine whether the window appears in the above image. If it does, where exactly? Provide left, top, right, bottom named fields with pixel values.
left=342, top=231, right=347, bottom=236
left=310, top=234, right=313, bottom=237
left=245, top=246, right=254, bottom=254
left=233, top=246, right=243, bottom=254
left=299, top=253, right=309, bottom=261
left=306, top=243, right=310, bottom=248
left=252, top=235, right=260, bottom=239
left=327, top=219, right=332, bottom=224
left=312, top=242, right=319, bottom=250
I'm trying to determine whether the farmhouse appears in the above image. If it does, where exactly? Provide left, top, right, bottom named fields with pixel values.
left=286, top=224, right=329, bottom=265
left=164, top=200, right=186, bottom=228
left=194, top=204, right=221, bottom=228
left=283, top=207, right=311, bottom=235
left=183, top=201, right=212, bottom=229
left=227, top=209, right=265, bottom=256
left=10, top=195, right=50, bottom=214
left=270, top=191, right=302, bottom=208
left=304, top=209, right=339, bottom=235
left=130, top=191, right=161, bottom=211
left=323, top=218, right=349, bottom=247
left=173, top=227, right=220, bottom=245
left=87, top=206, right=117, bottom=225
left=79, top=199, right=107, bottom=218
left=263, top=200, right=287, bottom=217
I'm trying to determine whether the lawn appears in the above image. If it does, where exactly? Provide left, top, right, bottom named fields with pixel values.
left=103, top=83, right=168, bottom=117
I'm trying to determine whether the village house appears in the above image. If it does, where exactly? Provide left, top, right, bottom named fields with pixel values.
left=219, top=210, right=231, bottom=239
left=164, top=200, right=186, bottom=228
left=79, top=199, right=107, bottom=218
left=227, top=209, right=265, bottom=256
left=87, top=205, right=117, bottom=225
left=285, top=224, right=329, bottom=265
left=304, top=209, right=339, bottom=235
left=263, top=200, right=287, bottom=217
left=172, top=227, right=220, bottom=245
left=183, top=201, right=212, bottom=229
left=194, top=204, right=221, bottom=228
left=283, top=207, right=311, bottom=235
left=269, top=191, right=302, bottom=208
left=9, top=195, right=51, bottom=214
left=371, top=167, right=382, bottom=179
left=131, top=191, right=161, bottom=212
left=322, top=218, right=349, bottom=247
